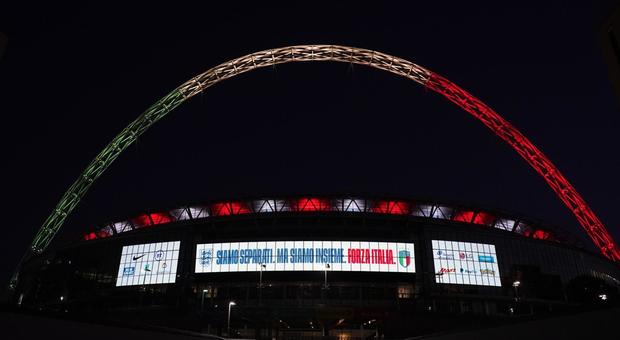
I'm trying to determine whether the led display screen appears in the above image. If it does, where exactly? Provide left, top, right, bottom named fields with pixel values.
left=195, top=241, right=415, bottom=273
left=116, top=241, right=180, bottom=286
left=431, top=240, right=501, bottom=287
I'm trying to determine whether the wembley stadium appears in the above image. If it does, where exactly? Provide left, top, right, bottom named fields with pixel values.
left=13, top=196, right=620, bottom=338
left=6, top=45, right=620, bottom=339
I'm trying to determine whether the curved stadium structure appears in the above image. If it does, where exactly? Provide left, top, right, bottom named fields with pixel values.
left=9, top=45, right=620, bottom=339
left=15, top=196, right=620, bottom=338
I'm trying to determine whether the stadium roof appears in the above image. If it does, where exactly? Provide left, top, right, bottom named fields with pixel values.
left=83, top=196, right=572, bottom=246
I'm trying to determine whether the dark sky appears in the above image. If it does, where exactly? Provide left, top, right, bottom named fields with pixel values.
left=1, top=2, right=619, bottom=285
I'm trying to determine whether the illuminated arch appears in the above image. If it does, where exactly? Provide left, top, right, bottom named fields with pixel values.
left=29, top=45, right=620, bottom=261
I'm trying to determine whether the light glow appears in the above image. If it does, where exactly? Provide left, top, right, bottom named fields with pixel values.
left=432, top=239, right=501, bottom=287
left=195, top=240, right=415, bottom=273
left=116, top=241, right=180, bottom=286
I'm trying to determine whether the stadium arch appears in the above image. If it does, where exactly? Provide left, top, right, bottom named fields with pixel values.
left=24, top=45, right=620, bottom=266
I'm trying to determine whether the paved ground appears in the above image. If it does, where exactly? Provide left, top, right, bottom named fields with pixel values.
left=2, top=308, right=618, bottom=340
left=411, top=307, right=620, bottom=340
left=1, top=311, right=223, bottom=340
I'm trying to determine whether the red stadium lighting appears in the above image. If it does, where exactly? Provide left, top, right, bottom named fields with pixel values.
left=132, top=214, right=153, bottom=228
left=96, top=229, right=111, bottom=238
left=532, top=230, right=551, bottom=240
left=149, top=212, right=173, bottom=225
left=372, top=201, right=410, bottom=215
left=453, top=210, right=501, bottom=227
left=210, top=203, right=232, bottom=216
left=453, top=210, right=474, bottom=223
left=84, top=232, right=96, bottom=241
left=211, top=202, right=251, bottom=216
left=473, top=211, right=495, bottom=226
left=293, top=198, right=330, bottom=212
left=230, top=202, right=251, bottom=215
left=83, top=196, right=568, bottom=246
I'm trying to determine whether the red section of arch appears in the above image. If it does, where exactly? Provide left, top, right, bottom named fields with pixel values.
left=425, top=73, right=620, bottom=261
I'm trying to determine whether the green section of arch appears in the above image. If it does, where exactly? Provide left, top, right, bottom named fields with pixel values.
left=30, top=89, right=185, bottom=252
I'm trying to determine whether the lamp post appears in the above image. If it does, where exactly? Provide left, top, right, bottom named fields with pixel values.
left=324, top=263, right=330, bottom=289
left=201, top=289, right=208, bottom=315
left=227, top=301, right=236, bottom=337
left=512, top=280, right=521, bottom=302
left=259, top=263, right=266, bottom=305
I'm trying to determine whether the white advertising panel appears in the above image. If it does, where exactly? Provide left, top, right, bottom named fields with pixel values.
left=195, top=241, right=415, bottom=273
left=116, top=241, right=180, bottom=286
left=431, top=240, right=501, bottom=287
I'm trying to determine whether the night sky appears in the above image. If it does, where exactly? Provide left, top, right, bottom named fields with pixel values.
left=1, top=2, right=619, bottom=285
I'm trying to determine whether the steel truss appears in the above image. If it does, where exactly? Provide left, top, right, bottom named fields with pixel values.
left=25, top=45, right=620, bottom=262
left=83, top=197, right=567, bottom=245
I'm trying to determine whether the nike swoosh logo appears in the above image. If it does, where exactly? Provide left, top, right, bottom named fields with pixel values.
left=132, top=254, right=145, bottom=260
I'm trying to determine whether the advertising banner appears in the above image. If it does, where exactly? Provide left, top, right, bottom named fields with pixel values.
left=431, top=240, right=501, bottom=287
left=195, top=241, right=415, bottom=273
left=116, top=241, right=180, bottom=286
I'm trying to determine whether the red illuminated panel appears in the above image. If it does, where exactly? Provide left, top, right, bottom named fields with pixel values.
left=473, top=211, right=495, bottom=226
left=211, top=203, right=232, bottom=216
left=84, top=232, right=97, bottom=241
left=453, top=210, right=474, bottom=223
left=372, top=201, right=410, bottom=215
left=149, top=212, right=172, bottom=225
left=532, top=229, right=551, bottom=240
left=293, top=198, right=331, bottom=212
left=131, top=214, right=152, bottom=228
left=97, top=229, right=112, bottom=238
left=211, top=202, right=251, bottom=216
left=230, top=202, right=251, bottom=214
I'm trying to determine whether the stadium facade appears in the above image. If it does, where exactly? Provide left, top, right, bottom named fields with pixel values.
left=14, top=196, right=620, bottom=338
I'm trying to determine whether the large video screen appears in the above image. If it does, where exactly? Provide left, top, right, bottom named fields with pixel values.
left=195, top=241, right=415, bottom=273
left=431, top=240, right=501, bottom=287
left=116, top=241, right=180, bottom=286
